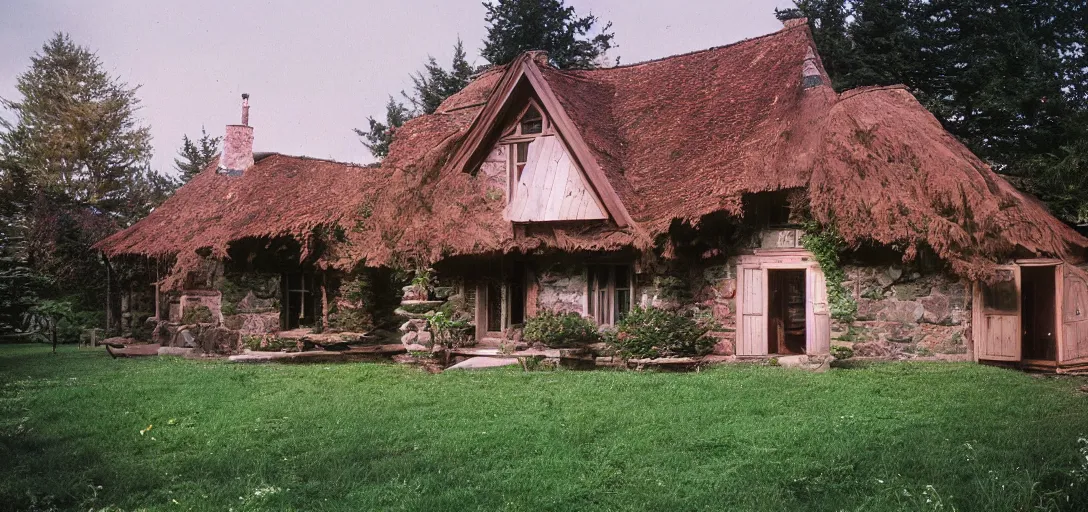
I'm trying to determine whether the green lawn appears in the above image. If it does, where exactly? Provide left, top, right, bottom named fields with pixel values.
left=1, top=345, right=1087, bottom=511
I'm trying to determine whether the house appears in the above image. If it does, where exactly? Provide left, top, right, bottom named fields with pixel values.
left=97, top=20, right=1088, bottom=371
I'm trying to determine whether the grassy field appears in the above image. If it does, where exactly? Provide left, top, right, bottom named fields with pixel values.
left=1, top=345, right=1087, bottom=511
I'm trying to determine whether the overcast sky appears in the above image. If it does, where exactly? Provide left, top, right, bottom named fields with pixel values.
left=1, top=0, right=794, bottom=175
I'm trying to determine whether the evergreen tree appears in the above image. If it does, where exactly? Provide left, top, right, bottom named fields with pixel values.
left=356, top=40, right=474, bottom=159
left=354, top=97, right=412, bottom=159
left=778, top=0, right=1088, bottom=225
left=481, top=0, right=616, bottom=69
left=0, top=33, right=169, bottom=331
left=175, top=127, right=221, bottom=183
left=410, top=39, right=476, bottom=115
left=0, top=34, right=162, bottom=217
left=776, top=1, right=855, bottom=90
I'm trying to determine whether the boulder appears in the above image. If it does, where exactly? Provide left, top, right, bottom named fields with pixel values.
left=919, top=293, right=952, bottom=325
left=711, top=339, right=734, bottom=356
left=852, top=341, right=903, bottom=358
left=875, top=300, right=924, bottom=323
left=416, top=331, right=433, bottom=346
left=399, top=318, right=427, bottom=333
left=400, top=331, right=418, bottom=345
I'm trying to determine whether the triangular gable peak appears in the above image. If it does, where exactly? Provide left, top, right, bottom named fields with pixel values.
left=446, top=53, right=633, bottom=227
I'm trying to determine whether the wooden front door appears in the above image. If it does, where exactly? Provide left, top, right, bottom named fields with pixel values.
left=737, top=265, right=767, bottom=356
left=974, top=266, right=1021, bottom=361
left=736, top=252, right=831, bottom=357
left=1061, top=264, right=1088, bottom=364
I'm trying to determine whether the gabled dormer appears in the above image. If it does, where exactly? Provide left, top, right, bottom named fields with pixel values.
left=498, top=100, right=607, bottom=222
left=446, top=52, right=633, bottom=228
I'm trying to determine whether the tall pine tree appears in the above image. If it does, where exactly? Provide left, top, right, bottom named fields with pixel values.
left=356, top=40, right=474, bottom=159
left=175, top=128, right=221, bottom=183
left=481, top=0, right=616, bottom=69
left=0, top=33, right=170, bottom=326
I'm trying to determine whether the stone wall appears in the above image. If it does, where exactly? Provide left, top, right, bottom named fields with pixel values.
left=534, top=261, right=587, bottom=314
left=840, top=265, right=971, bottom=358
left=217, top=272, right=281, bottom=335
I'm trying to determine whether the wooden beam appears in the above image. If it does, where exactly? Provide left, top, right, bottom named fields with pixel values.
left=321, top=272, right=329, bottom=331
left=105, top=256, right=112, bottom=335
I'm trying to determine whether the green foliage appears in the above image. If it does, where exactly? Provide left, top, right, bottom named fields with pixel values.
left=830, top=345, right=854, bottom=360
left=410, top=267, right=434, bottom=293
left=1, top=33, right=173, bottom=332
left=800, top=222, right=857, bottom=322
left=181, top=305, right=214, bottom=325
left=357, top=39, right=473, bottom=159
left=241, top=335, right=295, bottom=352
left=354, top=97, right=412, bottom=159
left=609, top=306, right=715, bottom=358
left=522, top=310, right=601, bottom=348
left=409, top=39, right=475, bottom=115
left=425, top=310, right=472, bottom=348
left=481, top=0, right=617, bottom=69
left=175, top=127, right=221, bottom=183
left=331, top=308, right=373, bottom=333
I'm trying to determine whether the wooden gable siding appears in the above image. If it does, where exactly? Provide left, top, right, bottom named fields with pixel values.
left=507, top=135, right=606, bottom=222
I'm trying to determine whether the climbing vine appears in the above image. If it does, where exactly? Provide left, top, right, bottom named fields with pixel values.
left=800, top=221, right=857, bottom=322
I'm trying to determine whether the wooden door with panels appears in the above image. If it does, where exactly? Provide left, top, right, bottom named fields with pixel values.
left=736, top=251, right=831, bottom=357
left=973, top=265, right=1022, bottom=362
left=1060, top=264, right=1088, bottom=365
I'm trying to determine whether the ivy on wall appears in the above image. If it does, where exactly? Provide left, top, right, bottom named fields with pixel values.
left=800, top=221, right=857, bottom=322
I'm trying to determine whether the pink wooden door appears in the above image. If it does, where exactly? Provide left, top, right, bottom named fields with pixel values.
left=974, top=266, right=1021, bottom=361
left=737, top=266, right=767, bottom=356
left=1061, top=264, right=1088, bottom=364
left=806, top=267, right=831, bottom=355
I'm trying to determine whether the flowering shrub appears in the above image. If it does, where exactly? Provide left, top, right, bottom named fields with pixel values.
left=609, top=306, right=714, bottom=358
left=522, top=310, right=601, bottom=347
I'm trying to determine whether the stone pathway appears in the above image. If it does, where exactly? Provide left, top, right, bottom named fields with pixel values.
left=444, top=357, right=520, bottom=371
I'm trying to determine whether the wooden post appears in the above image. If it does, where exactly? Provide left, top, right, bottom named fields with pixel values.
left=153, top=259, right=161, bottom=320
left=321, top=272, right=329, bottom=331
left=105, top=255, right=112, bottom=335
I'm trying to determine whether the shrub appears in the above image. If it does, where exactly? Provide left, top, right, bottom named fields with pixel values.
left=182, top=304, right=214, bottom=324
left=426, top=310, right=473, bottom=348
left=830, top=345, right=854, bottom=360
left=522, top=310, right=601, bottom=348
left=609, top=306, right=714, bottom=358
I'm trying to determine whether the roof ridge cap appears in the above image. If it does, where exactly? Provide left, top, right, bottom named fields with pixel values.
left=576, top=23, right=808, bottom=72
left=838, top=84, right=911, bottom=101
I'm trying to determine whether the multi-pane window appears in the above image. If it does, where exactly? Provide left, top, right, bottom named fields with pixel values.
left=514, top=142, right=529, bottom=181
left=587, top=264, right=632, bottom=325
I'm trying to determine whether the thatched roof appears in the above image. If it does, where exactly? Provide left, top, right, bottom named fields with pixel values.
left=347, top=22, right=1087, bottom=278
left=95, top=153, right=386, bottom=283
left=99, top=22, right=1087, bottom=281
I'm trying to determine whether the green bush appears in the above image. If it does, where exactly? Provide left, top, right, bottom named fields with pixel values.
left=609, top=306, right=714, bottom=359
left=522, top=310, right=601, bottom=348
left=182, top=304, right=214, bottom=324
left=830, top=345, right=854, bottom=360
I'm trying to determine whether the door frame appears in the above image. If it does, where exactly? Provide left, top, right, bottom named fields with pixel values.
left=972, top=259, right=1064, bottom=364
left=736, top=250, right=830, bottom=356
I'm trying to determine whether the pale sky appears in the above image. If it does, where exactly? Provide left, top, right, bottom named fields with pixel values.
left=1, top=0, right=793, bottom=175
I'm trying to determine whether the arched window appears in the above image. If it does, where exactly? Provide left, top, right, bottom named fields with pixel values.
left=519, top=105, right=543, bottom=135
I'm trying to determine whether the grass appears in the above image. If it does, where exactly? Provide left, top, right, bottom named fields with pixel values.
left=1, top=345, right=1087, bottom=511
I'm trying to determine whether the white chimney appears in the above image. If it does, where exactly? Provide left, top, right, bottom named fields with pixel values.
left=219, top=93, right=254, bottom=175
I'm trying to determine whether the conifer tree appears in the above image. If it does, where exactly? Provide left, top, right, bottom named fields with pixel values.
left=481, top=0, right=616, bottom=69
left=175, top=127, right=221, bottom=183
